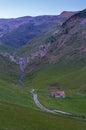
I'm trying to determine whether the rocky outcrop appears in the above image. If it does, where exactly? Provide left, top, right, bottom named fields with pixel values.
left=0, top=42, right=51, bottom=68
left=0, top=42, right=51, bottom=87
left=26, top=43, right=51, bottom=63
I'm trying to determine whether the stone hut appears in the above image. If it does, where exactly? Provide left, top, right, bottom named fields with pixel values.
left=51, top=91, right=65, bottom=98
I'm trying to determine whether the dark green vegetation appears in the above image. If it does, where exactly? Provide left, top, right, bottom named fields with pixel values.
left=0, top=9, right=86, bottom=129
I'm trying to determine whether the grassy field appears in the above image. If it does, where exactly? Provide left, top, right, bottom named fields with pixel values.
left=0, top=55, right=19, bottom=82
left=0, top=101, right=86, bottom=130
left=0, top=77, right=86, bottom=129
left=27, top=64, right=86, bottom=117
left=0, top=55, right=86, bottom=129
left=0, top=76, right=86, bottom=130
left=0, top=80, right=36, bottom=109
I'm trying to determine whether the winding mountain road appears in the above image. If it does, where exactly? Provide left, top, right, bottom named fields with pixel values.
left=33, top=93, right=56, bottom=114
left=31, top=89, right=70, bottom=115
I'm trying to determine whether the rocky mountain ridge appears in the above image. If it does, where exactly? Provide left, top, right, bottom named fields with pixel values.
left=16, top=9, right=86, bottom=69
left=0, top=41, right=51, bottom=66
left=0, top=11, right=76, bottom=48
left=0, top=9, right=86, bottom=73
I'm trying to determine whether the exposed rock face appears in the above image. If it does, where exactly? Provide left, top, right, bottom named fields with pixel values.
left=1, top=9, right=86, bottom=74
left=0, top=42, right=51, bottom=67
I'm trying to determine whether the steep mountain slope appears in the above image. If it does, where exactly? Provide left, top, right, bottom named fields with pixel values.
left=53, top=9, right=86, bottom=65
left=0, top=21, right=57, bottom=48
left=0, top=16, right=33, bottom=37
left=57, top=11, right=77, bottom=25
left=2, top=9, right=85, bottom=79
left=0, top=12, right=76, bottom=48
left=19, top=9, right=86, bottom=67
left=0, top=16, right=58, bottom=47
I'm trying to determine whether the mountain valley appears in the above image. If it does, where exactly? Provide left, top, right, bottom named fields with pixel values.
left=0, top=9, right=86, bottom=130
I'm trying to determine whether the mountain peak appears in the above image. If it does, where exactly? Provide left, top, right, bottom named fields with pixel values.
left=59, top=11, right=77, bottom=18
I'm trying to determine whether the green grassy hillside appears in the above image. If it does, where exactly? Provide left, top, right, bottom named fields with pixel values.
left=0, top=62, right=86, bottom=130
left=0, top=101, right=86, bottom=130
left=26, top=63, right=86, bottom=117
left=0, top=55, right=86, bottom=130
left=0, top=55, right=19, bottom=81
